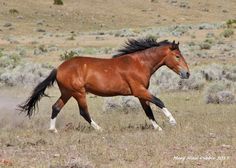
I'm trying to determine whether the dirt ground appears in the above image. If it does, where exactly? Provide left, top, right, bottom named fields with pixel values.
left=0, top=0, right=236, bottom=167
left=0, top=87, right=236, bottom=168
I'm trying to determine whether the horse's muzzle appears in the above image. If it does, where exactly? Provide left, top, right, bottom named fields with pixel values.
left=179, top=70, right=190, bottom=79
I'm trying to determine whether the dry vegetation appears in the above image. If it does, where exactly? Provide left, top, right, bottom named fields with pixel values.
left=0, top=0, right=236, bottom=167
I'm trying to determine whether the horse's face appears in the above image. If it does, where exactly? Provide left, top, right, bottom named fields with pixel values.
left=164, top=41, right=190, bottom=79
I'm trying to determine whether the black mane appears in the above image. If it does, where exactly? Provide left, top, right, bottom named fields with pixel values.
left=113, top=38, right=175, bottom=57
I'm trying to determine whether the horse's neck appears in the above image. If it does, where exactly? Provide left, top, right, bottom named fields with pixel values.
left=139, top=47, right=166, bottom=75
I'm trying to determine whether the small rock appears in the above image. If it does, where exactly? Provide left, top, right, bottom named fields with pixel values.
left=209, top=133, right=216, bottom=138
left=36, top=20, right=45, bottom=25
left=36, top=22, right=43, bottom=26
left=179, top=2, right=188, bottom=8
left=150, top=0, right=158, bottom=3
left=8, top=27, right=15, bottom=31
left=185, top=97, right=190, bottom=101
left=6, top=143, right=14, bottom=147
left=100, top=24, right=105, bottom=28
left=3, top=23, right=12, bottom=27
left=222, top=9, right=228, bottom=13
left=221, top=144, right=230, bottom=149
left=36, top=28, right=46, bottom=32
left=16, top=15, right=24, bottom=19
left=98, top=32, right=105, bottom=35
left=53, top=154, right=60, bottom=158
left=202, top=8, right=209, bottom=12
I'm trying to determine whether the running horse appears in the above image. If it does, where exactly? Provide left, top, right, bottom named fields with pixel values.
left=19, top=38, right=190, bottom=133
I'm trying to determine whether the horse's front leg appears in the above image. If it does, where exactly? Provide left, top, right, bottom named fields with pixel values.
left=151, top=95, right=177, bottom=125
left=134, top=88, right=176, bottom=126
left=139, top=99, right=162, bottom=131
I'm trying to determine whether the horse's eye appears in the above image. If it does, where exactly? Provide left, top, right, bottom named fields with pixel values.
left=175, top=55, right=180, bottom=61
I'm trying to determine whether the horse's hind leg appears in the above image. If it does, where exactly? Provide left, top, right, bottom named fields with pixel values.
left=49, top=93, right=71, bottom=133
left=72, top=91, right=102, bottom=131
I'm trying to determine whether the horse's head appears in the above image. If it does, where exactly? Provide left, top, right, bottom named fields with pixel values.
left=164, top=41, right=190, bottom=79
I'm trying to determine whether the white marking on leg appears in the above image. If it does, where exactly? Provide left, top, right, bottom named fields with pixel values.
left=162, top=108, right=176, bottom=125
left=91, top=119, right=102, bottom=131
left=150, top=119, right=162, bottom=131
left=49, top=118, right=58, bottom=133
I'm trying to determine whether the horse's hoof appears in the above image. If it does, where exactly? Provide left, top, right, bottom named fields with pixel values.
left=154, top=126, right=163, bottom=131
left=169, top=118, right=177, bottom=126
left=48, top=128, right=58, bottom=133
left=96, top=127, right=103, bottom=132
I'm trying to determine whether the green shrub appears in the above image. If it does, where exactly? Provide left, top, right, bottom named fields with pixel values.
left=221, top=29, right=234, bottom=38
left=226, top=19, right=236, bottom=28
left=38, top=44, right=47, bottom=52
left=60, top=51, right=77, bottom=60
left=0, top=50, right=3, bottom=58
left=9, top=9, right=19, bottom=14
left=103, top=96, right=140, bottom=113
left=66, top=34, right=76, bottom=40
left=204, top=38, right=214, bottom=44
left=199, top=42, right=211, bottom=50
left=151, top=67, right=180, bottom=90
left=0, top=53, right=21, bottom=68
left=201, top=64, right=224, bottom=81
left=0, top=62, right=51, bottom=86
left=54, top=0, right=63, bottom=5
left=204, top=82, right=235, bottom=104
left=225, top=66, right=236, bottom=82
left=199, top=38, right=215, bottom=50
left=188, top=41, right=196, bottom=47
left=179, top=70, right=205, bottom=90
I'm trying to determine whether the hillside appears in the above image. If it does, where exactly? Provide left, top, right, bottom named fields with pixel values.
left=0, top=0, right=236, bottom=35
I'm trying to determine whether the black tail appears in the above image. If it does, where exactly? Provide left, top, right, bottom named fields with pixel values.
left=18, top=69, right=57, bottom=118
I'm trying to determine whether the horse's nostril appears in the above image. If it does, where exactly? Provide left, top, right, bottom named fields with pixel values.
left=186, top=72, right=190, bottom=78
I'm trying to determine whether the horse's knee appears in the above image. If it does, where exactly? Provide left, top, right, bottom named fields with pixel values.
left=151, top=96, right=165, bottom=109
left=80, top=110, right=84, bottom=116
left=51, top=105, right=61, bottom=119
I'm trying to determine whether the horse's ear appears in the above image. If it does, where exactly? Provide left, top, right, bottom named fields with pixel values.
left=177, top=41, right=180, bottom=49
left=170, top=40, right=176, bottom=50
left=170, top=40, right=180, bottom=50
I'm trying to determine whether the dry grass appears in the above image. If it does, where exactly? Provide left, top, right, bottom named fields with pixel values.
left=0, top=87, right=236, bottom=167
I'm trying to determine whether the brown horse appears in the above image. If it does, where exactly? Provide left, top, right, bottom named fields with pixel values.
left=19, top=38, right=190, bottom=132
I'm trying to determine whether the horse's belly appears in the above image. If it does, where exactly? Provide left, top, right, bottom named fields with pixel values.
left=85, top=81, right=131, bottom=97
